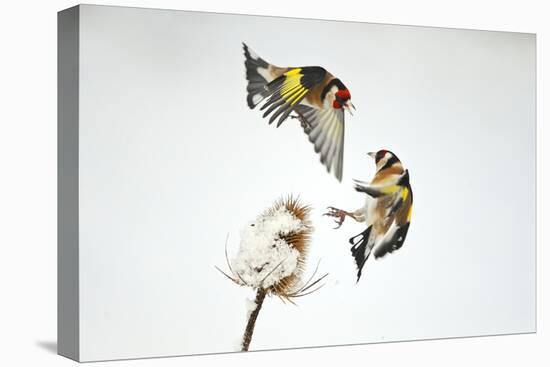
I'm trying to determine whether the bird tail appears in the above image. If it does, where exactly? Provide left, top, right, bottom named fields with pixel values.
left=243, top=42, right=273, bottom=109
left=349, top=225, right=374, bottom=282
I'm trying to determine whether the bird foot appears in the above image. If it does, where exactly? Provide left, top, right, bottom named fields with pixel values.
left=324, top=207, right=352, bottom=229
left=291, top=113, right=312, bottom=132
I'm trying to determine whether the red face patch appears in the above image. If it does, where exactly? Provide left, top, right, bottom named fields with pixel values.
left=333, top=100, right=342, bottom=109
left=335, top=89, right=351, bottom=100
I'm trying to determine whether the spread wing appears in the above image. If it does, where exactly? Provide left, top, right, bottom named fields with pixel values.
left=254, top=67, right=327, bottom=127
left=353, top=170, right=411, bottom=198
left=242, top=45, right=344, bottom=181
left=243, top=43, right=273, bottom=108
left=294, top=104, right=345, bottom=181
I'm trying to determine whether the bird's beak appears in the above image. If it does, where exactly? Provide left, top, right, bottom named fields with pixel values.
left=367, top=152, right=376, bottom=159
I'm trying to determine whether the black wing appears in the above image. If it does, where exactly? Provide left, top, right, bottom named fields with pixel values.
left=243, top=43, right=273, bottom=109
left=374, top=184, right=413, bottom=258
left=258, top=66, right=327, bottom=127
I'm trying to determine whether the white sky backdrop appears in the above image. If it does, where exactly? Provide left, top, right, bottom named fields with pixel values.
left=77, top=5, right=535, bottom=361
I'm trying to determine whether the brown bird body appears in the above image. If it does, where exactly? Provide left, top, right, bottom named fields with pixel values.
left=325, top=150, right=413, bottom=281
left=259, top=63, right=337, bottom=109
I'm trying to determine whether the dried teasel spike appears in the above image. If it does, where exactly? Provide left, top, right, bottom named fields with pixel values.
left=214, top=266, right=239, bottom=284
left=291, top=259, right=322, bottom=294
left=216, top=195, right=327, bottom=351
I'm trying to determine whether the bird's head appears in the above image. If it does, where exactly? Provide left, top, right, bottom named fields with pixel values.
left=333, top=88, right=355, bottom=115
left=368, top=150, right=402, bottom=172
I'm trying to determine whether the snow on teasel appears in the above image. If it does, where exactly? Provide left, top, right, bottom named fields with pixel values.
left=216, top=195, right=327, bottom=351
left=223, top=196, right=317, bottom=298
left=232, top=205, right=304, bottom=289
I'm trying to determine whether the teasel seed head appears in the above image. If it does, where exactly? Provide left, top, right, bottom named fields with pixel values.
left=217, top=195, right=327, bottom=303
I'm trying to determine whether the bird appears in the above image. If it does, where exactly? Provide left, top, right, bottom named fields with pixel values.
left=324, top=150, right=413, bottom=282
left=243, top=42, right=355, bottom=182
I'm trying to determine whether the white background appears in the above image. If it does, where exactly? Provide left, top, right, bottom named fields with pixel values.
left=0, top=0, right=547, bottom=366
left=75, top=4, right=535, bottom=361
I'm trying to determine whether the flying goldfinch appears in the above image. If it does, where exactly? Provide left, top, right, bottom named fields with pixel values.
left=243, top=43, right=355, bottom=181
left=324, top=150, right=413, bottom=282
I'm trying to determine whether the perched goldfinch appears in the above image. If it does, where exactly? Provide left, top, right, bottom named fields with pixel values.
left=325, top=150, right=413, bottom=281
left=243, top=43, right=355, bottom=181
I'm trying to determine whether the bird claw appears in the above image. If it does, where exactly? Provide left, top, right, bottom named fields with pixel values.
left=323, top=206, right=347, bottom=229
left=291, top=113, right=313, bottom=132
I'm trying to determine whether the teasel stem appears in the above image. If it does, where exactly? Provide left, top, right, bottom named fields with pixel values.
left=241, top=287, right=267, bottom=351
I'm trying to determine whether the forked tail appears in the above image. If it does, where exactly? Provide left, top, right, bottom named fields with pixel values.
left=349, top=225, right=374, bottom=282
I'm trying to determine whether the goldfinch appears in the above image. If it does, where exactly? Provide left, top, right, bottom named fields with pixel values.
left=324, top=150, right=413, bottom=282
left=243, top=43, right=355, bottom=182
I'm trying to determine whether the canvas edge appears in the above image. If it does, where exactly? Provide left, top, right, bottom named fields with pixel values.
left=54, top=4, right=538, bottom=362
left=57, top=4, right=80, bottom=362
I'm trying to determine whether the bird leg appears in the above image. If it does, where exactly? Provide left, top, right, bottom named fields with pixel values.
left=291, top=112, right=312, bottom=132
left=324, top=207, right=356, bottom=229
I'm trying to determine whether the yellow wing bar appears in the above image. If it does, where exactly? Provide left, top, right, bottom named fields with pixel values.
left=400, top=187, right=409, bottom=200
left=281, top=68, right=308, bottom=106
left=381, top=185, right=401, bottom=195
